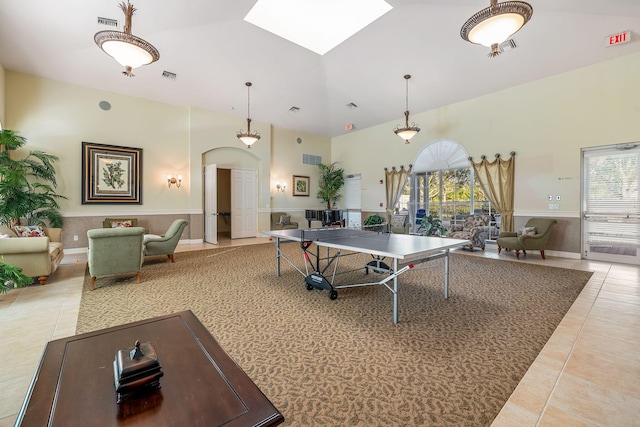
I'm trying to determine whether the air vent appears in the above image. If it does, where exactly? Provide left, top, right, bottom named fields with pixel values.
left=289, top=106, right=300, bottom=113
left=97, top=17, right=119, bottom=28
left=303, top=154, right=322, bottom=166
left=499, top=39, right=518, bottom=52
left=162, top=71, right=177, bottom=80
left=345, top=102, right=358, bottom=110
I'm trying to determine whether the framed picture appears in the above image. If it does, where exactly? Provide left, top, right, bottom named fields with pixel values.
left=292, top=175, right=310, bottom=197
left=82, top=142, right=142, bottom=204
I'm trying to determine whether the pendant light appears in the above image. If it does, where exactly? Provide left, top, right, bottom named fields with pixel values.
left=460, top=0, right=533, bottom=57
left=393, top=75, right=420, bottom=144
left=94, top=1, right=160, bottom=77
left=236, top=82, right=261, bottom=149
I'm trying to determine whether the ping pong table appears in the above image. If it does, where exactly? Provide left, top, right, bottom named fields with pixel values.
left=263, top=228, right=470, bottom=324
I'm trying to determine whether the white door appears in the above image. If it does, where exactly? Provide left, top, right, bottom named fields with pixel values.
left=231, top=168, right=258, bottom=239
left=344, top=174, right=362, bottom=228
left=204, top=163, right=218, bottom=244
left=582, top=144, right=640, bottom=264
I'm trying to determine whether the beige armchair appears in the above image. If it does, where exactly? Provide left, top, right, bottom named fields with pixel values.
left=270, top=212, right=298, bottom=230
left=497, top=218, right=557, bottom=259
left=87, top=227, right=145, bottom=290
left=0, top=226, right=63, bottom=285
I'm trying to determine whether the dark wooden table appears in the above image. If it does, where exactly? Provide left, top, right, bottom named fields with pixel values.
left=15, top=310, right=284, bottom=427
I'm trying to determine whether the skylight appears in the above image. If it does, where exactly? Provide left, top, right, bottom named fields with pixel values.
left=244, top=0, right=393, bottom=55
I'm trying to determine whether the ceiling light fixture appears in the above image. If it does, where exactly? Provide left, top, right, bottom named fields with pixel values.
left=94, top=1, right=160, bottom=77
left=236, top=82, right=261, bottom=149
left=393, top=75, right=420, bottom=144
left=460, top=0, right=532, bottom=58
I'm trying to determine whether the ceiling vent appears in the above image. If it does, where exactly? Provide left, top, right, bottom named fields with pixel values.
left=97, top=17, right=119, bottom=28
left=162, top=71, right=177, bottom=80
left=499, top=39, right=518, bottom=53
left=289, top=106, right=300, bottom=113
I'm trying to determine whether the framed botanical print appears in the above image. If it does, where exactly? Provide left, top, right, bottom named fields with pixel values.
left=82, top=142, right=142, bottom=204
left=292, top=175, right=310, bottom=196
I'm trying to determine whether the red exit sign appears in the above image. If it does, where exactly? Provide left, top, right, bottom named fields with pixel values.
left=605, top=31, right=631, bottom=47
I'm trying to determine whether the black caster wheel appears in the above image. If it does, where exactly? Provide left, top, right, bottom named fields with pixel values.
left=329, top=290, right=338, bottom=300
left=306, top=283, right=314, bottom=291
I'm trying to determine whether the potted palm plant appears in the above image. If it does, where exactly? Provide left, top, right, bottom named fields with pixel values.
left=317, top=162, right=345, bottom=226
left=316, top=162, right=345, bottom=210
left=0, top=129, right=66, bottom=227
left=0, top=256, right=33, bottom=293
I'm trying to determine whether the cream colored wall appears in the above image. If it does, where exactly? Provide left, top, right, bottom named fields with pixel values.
left=270, top=127, right=331, bottom=217
left=0, top=63, right=5, bottom=125
left=5, top=72, right=190, bottom=215
left=331, top=52, right=640, bottom=218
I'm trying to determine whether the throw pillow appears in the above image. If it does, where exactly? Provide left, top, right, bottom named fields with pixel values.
left=111, top=220, right=133, bottom=228
left=13, top=225, right=46, bottom=238
left=517, top=226, right=536, bottom=237
left=390, top=215, right=407, bottom=228
left=279, top=215, right=291, bottom=225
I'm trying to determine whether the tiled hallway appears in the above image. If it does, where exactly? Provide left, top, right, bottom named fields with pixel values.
left=1, top=240, right=638, bottom=426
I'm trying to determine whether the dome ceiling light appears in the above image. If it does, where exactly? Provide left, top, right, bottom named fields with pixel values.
left=94, top=1, right=160, bottom=77
left=460, top=0, right=533, bottom=58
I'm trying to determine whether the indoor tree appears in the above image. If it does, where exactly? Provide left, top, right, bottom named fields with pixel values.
left=0, top=129, right=66, bottom=227
left=316, top=162, right=345, bottom=210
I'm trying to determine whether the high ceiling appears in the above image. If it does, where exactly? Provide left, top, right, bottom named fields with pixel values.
left=1, top=1, right=639, bottom=137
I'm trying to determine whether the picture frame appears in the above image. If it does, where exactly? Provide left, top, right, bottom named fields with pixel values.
left=81, top=142, right=142, bottom=204
left=292, top=175, right=310, bottom=197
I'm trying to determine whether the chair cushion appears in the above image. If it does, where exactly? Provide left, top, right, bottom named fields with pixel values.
left=517, top=226, right=536, bottom=236
left=279, top=215, right=291, bottom=225
left=390, top=215, right=407, bottom=228
left=13, top=225, right=46, bottom=237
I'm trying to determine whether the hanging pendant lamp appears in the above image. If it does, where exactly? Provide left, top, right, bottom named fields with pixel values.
left=94, top=1, right=160, bottom=77
left=236, top=82, right=261, bottom=149
left=460, top=0, right=533, bottom=57
left=393, top=75, right=420, bottom=144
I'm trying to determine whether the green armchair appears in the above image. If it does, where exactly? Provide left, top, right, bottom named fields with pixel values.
left=497, top=218, right=557, bottom=259
left=87, top=227, right=145, bottom=290
left=143, top=219, right=188, bottom=262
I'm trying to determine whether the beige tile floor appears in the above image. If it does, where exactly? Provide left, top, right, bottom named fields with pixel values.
left=1, top=238, right=639, bottom=426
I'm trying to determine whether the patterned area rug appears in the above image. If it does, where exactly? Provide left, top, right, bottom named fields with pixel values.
left=77, top=243, right=592, bottom=426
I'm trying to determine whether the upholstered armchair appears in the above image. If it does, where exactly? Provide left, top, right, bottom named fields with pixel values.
left=87, top=227, right=145, bottom=291
left=445, top=214, right=497, bottom=250
left=497, top=218, right=557, bottom=259
left=389, top=214, right=410, bottom=234
left=271, top=212, right=298, bottom=230
left=143, top=219, right=188, bottom=262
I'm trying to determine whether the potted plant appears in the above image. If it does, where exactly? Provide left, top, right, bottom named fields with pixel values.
left=418, top=215, right=447, bottom=236
left=364, top=213, right=385, bottom=232
left=317, top=162, right=345, bottom=210
left=0, top=129, right=66, bottom=227
left=0, top=256, right=33, bottom=294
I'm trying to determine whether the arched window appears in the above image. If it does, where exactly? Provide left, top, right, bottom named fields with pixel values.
left=405, top=140, right=493, bottom=230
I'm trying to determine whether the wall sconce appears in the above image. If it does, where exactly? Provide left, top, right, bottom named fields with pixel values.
left=276, top=183, right=286, bottom=192
left=167, top=174, right=182, bottom=188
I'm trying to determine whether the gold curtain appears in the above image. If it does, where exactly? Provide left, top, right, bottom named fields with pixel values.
left=384, top=165, right=412, bottom=220
left=470, top=152, right=515, bottom=232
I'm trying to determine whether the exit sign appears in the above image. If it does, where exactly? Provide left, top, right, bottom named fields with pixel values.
left=605, top=31, right=631, bottom=47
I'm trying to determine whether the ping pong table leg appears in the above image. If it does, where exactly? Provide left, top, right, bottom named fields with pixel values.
left=393, top=258, right=399, bottom=324
left=444, top=249, right=449, bottom=299
left=275, top=237, right=281, bottom=277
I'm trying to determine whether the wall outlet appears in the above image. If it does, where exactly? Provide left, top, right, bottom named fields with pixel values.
left=73, top=235, right=79, bottom=241
left=548, top=203, right=559, bottom=210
